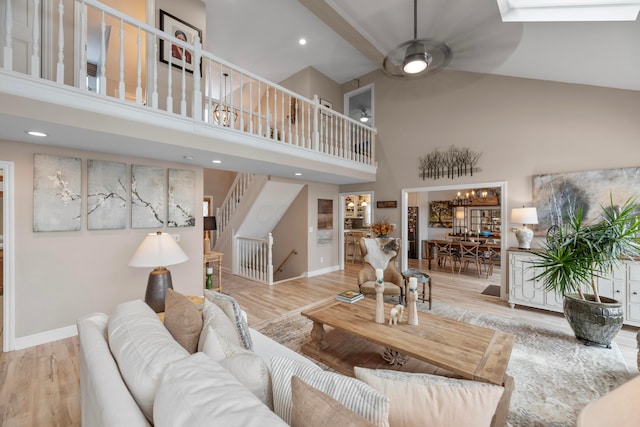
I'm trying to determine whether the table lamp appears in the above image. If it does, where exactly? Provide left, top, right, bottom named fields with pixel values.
left=203, top=216, right=217, bottom=254
left=511, top=207, right=538, bottom=250
left=129, top=231, right=189, bottom=312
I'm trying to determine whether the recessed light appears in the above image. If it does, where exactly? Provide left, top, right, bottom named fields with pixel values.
left=212, top=160, right=222, bottom=164
left=27, top=131, right=47, bottom=137
left=294, top=172, right=302, bottom=176
left=298, top=38, right=306, bottom=46
left=183, top=155, right=194, bottom=161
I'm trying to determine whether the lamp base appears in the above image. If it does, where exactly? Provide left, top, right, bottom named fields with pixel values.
left=515, top=226, right=534, bottom=250
left=145, top=267, right=173, bottom=313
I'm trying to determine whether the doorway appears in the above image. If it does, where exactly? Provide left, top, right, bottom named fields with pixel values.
left=339, top=190, right=374, bottom=269
left=1, top=161, right=14, bottom=352
left=401, top=181, right=507, bottom=299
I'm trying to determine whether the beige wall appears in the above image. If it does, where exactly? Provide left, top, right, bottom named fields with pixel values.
left=1, top=140, right=203, bottom=337
left=280, top=66, right=343, bottom=112
left=272, top=186, right=308, bottom=280
left=341, top=69, right=640, bottom=249
left=203, top=168, right=236, bottom=215
left=307, top=182, right=340, bottom=271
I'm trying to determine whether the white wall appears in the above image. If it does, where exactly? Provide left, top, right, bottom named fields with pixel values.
left=341, top=68, right=640, bottom=251
left=1, top=139, right=203, bottom=338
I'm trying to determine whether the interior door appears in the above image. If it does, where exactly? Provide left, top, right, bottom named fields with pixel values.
left=0, top=0, right=38, bottom=74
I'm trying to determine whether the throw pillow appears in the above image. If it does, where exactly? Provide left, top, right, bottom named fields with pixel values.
left=198, top=298, right=242, bottom=351
left=291, top=376, right=376, bottom=427
left=163, top=289, right=202, bottom=353
left=154, top=353, right=287, bottom=427
left=202, top=326, right=273, bottom=408
left=204, top=290, right=253, bottom=350
left=108, top=299, right=189, bottom=423
left=271, top=356, right=390, bottom=427
left=354, top=367, right=504, bottom=427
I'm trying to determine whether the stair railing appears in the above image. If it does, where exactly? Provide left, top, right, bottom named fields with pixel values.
left=234, top=233, right=273, bottom=285
left=215, top=172, right=253, bottom=239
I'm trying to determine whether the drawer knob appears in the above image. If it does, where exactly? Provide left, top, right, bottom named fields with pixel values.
left=634, top=292, right=638, bottom=295
left=615, top=290, right=621, bottom=293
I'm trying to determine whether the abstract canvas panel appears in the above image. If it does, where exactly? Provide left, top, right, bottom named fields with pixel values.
left=533, top=167, right=640, bottom=236
left=33, top=154, right=82, bottom=232
left=87, top=160, right=128, bottom=230
left=168, top=168, right=195, bottom=227
left=131, top=165, right=166, bottom=229
left=428, top=201, right=453, bottom=228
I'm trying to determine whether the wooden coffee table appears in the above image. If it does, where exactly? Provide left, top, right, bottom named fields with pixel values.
left=301, top=297, right=514, bottom=386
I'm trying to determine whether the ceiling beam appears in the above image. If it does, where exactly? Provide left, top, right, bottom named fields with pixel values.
left=296, top=0, right=386, bottom=67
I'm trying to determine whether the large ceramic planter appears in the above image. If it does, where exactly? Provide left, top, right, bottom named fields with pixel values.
left=563, top=293, right=624, bottom=348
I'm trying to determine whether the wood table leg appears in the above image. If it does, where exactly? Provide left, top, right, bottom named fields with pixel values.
left=309, top=321, right=328, bottom=350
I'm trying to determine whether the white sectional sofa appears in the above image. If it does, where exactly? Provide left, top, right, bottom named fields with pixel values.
left=77, top=291, right=507, bottom=427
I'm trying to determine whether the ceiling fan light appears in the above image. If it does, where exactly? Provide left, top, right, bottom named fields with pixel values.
left=403, top=41, right=429, bottom=74
left=360, top=110, right=369, bottom=123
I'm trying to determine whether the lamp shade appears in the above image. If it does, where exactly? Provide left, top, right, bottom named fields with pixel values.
left=455, top=209, right=465, bottom=219
left=511, top=207, right=538, bottom=225
left=204, top=216, right=217, bottom=231
left=129, top=232, right=188, bottom=268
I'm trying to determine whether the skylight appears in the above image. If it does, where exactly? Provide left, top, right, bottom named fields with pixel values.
left=496, top=0, right=640, bottom=21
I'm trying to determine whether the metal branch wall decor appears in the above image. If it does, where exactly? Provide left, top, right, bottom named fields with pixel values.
left=419, top=146, right=481, bottom=180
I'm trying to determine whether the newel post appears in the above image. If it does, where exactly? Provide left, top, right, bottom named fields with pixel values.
left=267, top=233, right=274, bottom=286
left=312, top=95, right=320, bottom=151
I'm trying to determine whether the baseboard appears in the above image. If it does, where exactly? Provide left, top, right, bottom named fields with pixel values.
left=12, top=324, right=78, bottom=351
left=306, top=265, right=340, bottom=277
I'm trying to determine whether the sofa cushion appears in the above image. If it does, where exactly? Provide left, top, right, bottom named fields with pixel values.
left=202, top=326, right=273, bottom=408
left=163, top=289, right=202, bottom=353
left=271, top=356, right=390, bottom=426
left=153, top=352, right=287, bottom=427
left=291, top=376, right=375, bottom=427
left=198, top=298, right=242, bottom=351
left=204, top=290, right=253, bottom=350
left=107, top=300, right=189, bottom=423
left=250, top=328, right=317, bottom=370
left=354, top=367, right=504, bottom=427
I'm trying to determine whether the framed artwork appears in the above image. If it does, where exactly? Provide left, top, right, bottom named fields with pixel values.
left=131, top=165, right=166, bottom=228
left=532, top=166, right=640, bottom=236
left=317, top=199, right=333, bottom=244
left=159, top=10, right=202, bottom=74
left=428, top=201, right=453, bottom=228
left=377, top=200, right=397, bottom=209
left=87, top=160, right=127, bottom=230
left=33, top=154, right=82, bottom=232
left=319, top=98, right=332, bottom=109
left=168, top=169, right=196, bottom=227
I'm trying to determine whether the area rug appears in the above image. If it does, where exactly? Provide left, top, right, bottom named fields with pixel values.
left=253, top=300, right=636, bottom=427
left=481, top=285, right=501, bottom=297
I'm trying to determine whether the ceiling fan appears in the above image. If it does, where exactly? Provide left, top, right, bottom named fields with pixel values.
left=382, top=0, right=451, bottom=78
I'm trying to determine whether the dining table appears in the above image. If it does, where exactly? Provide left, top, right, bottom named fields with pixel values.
left=423, top=239, right=499, bottom=273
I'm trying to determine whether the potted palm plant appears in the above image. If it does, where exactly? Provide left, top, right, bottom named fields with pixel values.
left=529, top=196, right=640, bottom=348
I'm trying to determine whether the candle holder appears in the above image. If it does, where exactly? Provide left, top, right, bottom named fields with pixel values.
left=408, top=277, right=419, bottom=326
left=206, top=266, right=213, bottom=290
left=375, top=268, right=385, bottom=324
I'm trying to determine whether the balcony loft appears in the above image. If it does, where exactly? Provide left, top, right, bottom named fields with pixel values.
left=0, top=0, right=377, bottom=184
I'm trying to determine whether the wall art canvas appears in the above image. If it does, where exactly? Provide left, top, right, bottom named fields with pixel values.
left=533, top=167, right=640, bottom=236
left=168, top=168, right=195, bottom=227
left=317, top=198, right=333, bottom=244
left=131, top=165, right=166, bottom=228
left=87, top=160, right=127, bottom=230
left=33, top=154, right=82, bottom=232
left=428, top=201, right=453, bottom=228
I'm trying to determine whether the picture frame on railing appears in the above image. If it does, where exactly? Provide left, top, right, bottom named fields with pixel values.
left=159, top=10, right=202, bottom=74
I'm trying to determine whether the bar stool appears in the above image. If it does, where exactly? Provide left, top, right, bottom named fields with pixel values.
left=348, top=231, right=366, bottom=263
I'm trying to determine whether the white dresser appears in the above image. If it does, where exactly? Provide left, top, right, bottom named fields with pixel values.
left=508, top=248, right=640, bottom=327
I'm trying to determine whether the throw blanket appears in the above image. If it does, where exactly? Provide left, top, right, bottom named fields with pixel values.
left=363, top=238, right=396, bottom=270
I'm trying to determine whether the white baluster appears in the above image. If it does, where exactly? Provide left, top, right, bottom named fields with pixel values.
left=180, top=50, right=186, bottom=116
left=79, top=4, right=86, bottom=90
left=3, top=0, right=13, bottom=70
left=206, top=61, right=212, bottom=122
left=99, top=10, right=106, bottom=95
left=239, top=73, right=243, bottom=131
left=257, top=81, right=262, bottom=135
left=249, top=76, right=253, bottom=133
left=135, top=27, right=141, bottom=103
left=166, top=40, right=173, bottom=113
left=267, top=233, right=274, bottom=285
left=229, top=72, right=234, bottom=127
left=31, top=0, right=40, bottom=77
left=56, top=0, right=64, bottom=84
left=151, top=37, right=158, bottom=108
left=312, top=95, right=319, bottom=151
left=192, top=35, right=201, bottom=120
left=118, top=19, right=124, bottom=100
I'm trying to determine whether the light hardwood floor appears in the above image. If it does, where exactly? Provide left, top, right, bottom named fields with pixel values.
left=0, top=260, right=637, bottom=426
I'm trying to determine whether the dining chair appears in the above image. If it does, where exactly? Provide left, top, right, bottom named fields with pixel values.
left=458, top=242, right=483, bottom=277
left=432, top=240, right=457, bottom=273
left=484, top=244, right=502, bottom=278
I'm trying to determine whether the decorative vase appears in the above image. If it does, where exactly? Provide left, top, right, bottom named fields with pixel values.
left=407, top=277, right=419, bottom=326
left=206, top=267, right=213, bottom=289
left=375, top=268, right=384, bottom=324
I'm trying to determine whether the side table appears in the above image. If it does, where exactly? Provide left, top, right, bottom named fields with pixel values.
left=401, top=269, right=432, bottom=310
left=203, top=251, right=223, bottom=293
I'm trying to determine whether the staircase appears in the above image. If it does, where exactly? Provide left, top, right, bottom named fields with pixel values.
left=214, top=174, right=304, bottom=285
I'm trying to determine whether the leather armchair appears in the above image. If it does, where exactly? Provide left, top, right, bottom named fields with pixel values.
left=357, top=238, right=404, bottom=304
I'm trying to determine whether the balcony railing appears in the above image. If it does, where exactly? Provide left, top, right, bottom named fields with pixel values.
left=1, top=0, right=376, bottom=166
